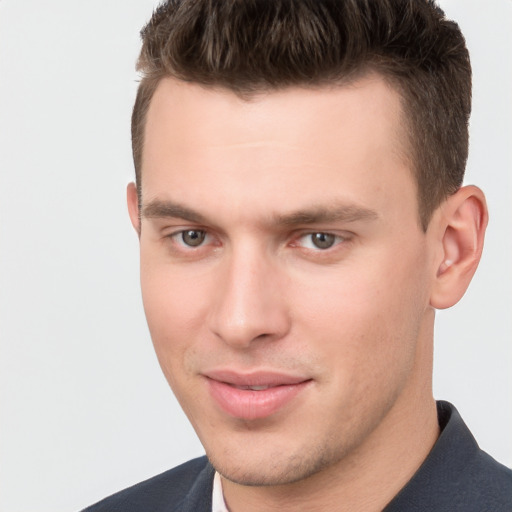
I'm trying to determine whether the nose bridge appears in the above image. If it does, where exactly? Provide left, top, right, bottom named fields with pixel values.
left=208, top=241, right=289, bottom=348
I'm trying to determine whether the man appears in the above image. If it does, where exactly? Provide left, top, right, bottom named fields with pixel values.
left=84, top=0, right=512, bottom=510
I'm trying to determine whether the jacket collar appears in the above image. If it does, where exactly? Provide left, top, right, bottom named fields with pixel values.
left=178, top=458, right=215, bottom=512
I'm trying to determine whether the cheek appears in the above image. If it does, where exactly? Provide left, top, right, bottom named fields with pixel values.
left=293, top=244, right=430, bottom=381
left=139, top=259, right=209, bottom=379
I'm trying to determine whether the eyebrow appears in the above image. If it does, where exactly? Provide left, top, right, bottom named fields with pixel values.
left=143, top=200, right=207, bottom=224
left=142, top=199, right=379, bottom=226
left=273, top=204, right=379, bottom=226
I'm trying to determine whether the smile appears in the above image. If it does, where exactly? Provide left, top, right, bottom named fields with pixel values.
left=204, top=370, right=312, bottom=420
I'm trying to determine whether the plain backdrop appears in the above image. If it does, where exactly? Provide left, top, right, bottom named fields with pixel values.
left=0, top=1, right=510, bottom=511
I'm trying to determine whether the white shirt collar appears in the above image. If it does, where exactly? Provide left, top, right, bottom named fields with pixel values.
left=212, top=471, right=229, bottom=512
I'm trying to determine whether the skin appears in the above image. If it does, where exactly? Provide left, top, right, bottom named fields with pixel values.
left=128, top=75, right=487, bottom=511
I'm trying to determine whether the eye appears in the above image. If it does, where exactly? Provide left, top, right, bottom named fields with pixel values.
left=298, top=232, right=343, bottom=250
left=180, top=229, right=207, bottom=247
left=164, top=228, right=219, bottom=257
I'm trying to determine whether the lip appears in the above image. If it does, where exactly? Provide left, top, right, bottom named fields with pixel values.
left=204, top=370, right=312, bottom=420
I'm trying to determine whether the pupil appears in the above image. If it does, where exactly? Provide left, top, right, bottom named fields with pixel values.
left=182, top=230, right=205, bottom=246
left=312, top=233, right=335, bottom=249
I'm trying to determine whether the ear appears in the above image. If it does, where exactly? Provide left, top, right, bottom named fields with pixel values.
left=127, top=182, right=141, bottom=237
left=430, top=185, right=488, bottom=309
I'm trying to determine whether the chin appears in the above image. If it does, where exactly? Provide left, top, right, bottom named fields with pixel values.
left=207, top=444, right=340, bottom=487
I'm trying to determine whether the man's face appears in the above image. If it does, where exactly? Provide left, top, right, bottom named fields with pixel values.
left=133, top=76, right=438, bottom=485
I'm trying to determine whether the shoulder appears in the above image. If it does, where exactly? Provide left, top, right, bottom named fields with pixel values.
left=426, top=444, right=512, bottom=511
left=462, top=446, right=512, bottom=507
left=436, top=401, right=512, bottom=508
left=385, top=401, right=512, bottom=511
left=81, top=456, right=213, bottom=512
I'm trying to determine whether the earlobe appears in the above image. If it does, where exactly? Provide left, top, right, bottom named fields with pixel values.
left=127, top=182, right=141, bottom=237
left=430, top=185, right=488, bottom=310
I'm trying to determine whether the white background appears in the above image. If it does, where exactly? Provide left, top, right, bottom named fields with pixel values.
left=0, top=1, right=510, bottom=511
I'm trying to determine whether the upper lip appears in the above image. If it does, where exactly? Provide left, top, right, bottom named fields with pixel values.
left=203, top=369, right=311, bottom=387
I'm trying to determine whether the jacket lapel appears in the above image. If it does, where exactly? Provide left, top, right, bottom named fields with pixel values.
left=177, top=460, right=215, bottom=512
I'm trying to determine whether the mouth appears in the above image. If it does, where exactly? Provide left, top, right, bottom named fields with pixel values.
left=230, top=384, right=274, bottom=391
left=204, top=370, right=312, bottom=420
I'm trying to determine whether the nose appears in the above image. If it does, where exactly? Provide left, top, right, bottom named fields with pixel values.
left=207, top=247, right=290, bottom=349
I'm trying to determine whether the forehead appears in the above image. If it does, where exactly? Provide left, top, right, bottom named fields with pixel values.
left=141, top=76, right=417, bottom=226
left=143, top=75, right=406, bottom=154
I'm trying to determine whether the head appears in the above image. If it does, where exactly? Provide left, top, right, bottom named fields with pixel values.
left=127, top=0, right=487, bottom=497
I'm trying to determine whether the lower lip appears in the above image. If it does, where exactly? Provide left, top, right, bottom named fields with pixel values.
left=207, top=378, right=311, bottom=420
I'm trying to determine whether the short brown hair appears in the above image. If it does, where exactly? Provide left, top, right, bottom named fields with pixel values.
left=132, top=0, right=471, bottom=229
